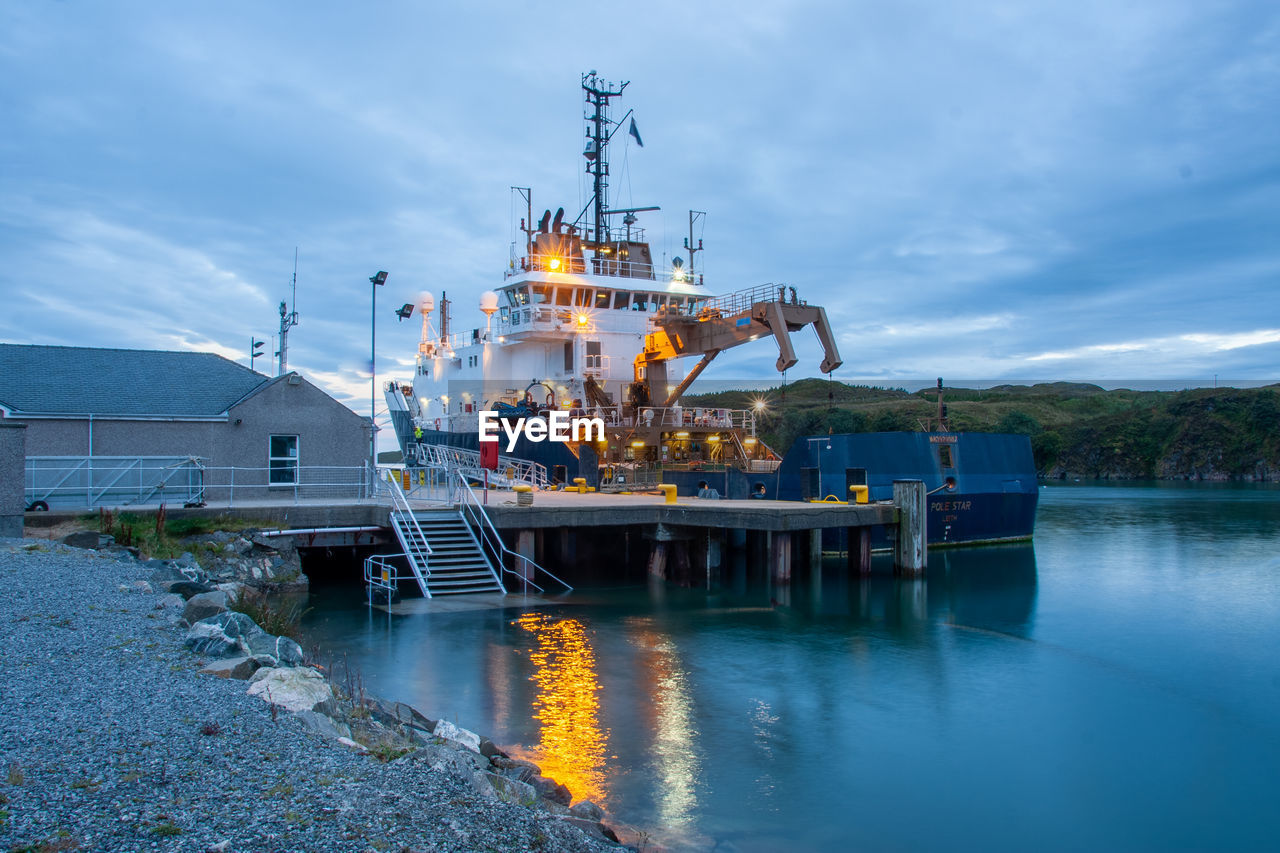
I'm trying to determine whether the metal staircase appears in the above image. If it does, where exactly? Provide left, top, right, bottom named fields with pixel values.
left=398, top=508, right=505, bottom=596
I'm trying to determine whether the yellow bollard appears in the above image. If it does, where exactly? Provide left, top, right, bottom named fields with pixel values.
left=513, top=484, right=533, bottom=507
left=658, top=484, right=677, bottom=504
left=572, top=477, right=587, bottom=493
left=849, top=485, right=869, bottom=504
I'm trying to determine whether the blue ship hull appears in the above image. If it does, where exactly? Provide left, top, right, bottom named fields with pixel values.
left=391, top=408, right=1037, bottom=546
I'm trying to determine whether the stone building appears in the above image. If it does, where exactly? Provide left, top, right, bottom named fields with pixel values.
left=0, top=344, right=371, bottom=508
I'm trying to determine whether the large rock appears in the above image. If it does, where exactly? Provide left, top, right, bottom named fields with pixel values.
left=366, top=697, right=436, bottom=732
left=485, top=772, right=539, bottom=807
left=182, top=590, right=229, bottom=625
left=296, top=710, right=352, bottom=740
left=62, top=531, right=114, bottom=549
left=240, top=632, right=304, bottom=667
left=247, top=666, right=332, bottom=712
left=529, top=774, right=572, bottom=805
left=433, top=719, right=482, bottom=753
left=168, top=580, right=213, bottom=600
left=570, top=799, right=606, bottom=821
left=200, top=656, right=261, bottom=680
left=184, top=611, right=262, bottom=657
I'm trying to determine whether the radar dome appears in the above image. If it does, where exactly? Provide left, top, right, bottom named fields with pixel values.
left=419, top=292, right=435, bottom=313
left=480, top=291, right=499, bottom=314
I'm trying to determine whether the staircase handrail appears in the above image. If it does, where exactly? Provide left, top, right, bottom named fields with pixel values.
left=375, top=468, right=433, bottom=590
left=451, top=469, right=572, bottom=594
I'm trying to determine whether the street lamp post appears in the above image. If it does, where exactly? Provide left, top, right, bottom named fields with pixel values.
left=370, top=271, right=388, bottom=476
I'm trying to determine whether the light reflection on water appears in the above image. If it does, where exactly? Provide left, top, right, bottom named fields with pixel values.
left=512, top=612, right=609, bottom=804
left=300, top=484, right=1280, bottom=851
left=626, top=624, right=700, bottom=829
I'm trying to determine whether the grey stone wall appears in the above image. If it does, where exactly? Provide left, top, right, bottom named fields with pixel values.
left=0, top=422, right=27, bottom=537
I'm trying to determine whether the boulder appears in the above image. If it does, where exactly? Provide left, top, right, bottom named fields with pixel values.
left=182, top=590, right=229, bottom=625
left=366, top=697, right=436, bottom=732
left=184, top=611, right=262, bottom=656
left=296, top=709, right=352, bottom=740
left=408, top=743, right=496, bottom=800
left=154, top=593, right=185, bottom=611
left=529, top=774, right=572, bottom=805
left=200, top=656, right=261, bottom=680
left=478, top=736, right=507, bottom=759
left=489, top=756, right=539, bottom=784
left=240, top=632, right=304, bottom=667
left=433, top=719, right=482, bottom=753
left=554, top=816, right=617, bottom=844
left=485, top=772, right=539, bottom=807
left=62, top=531, right=114, bottom=549
left=570, top=799, right=606, bottom=821
left=247, top=666, right=332, bottom=712
left=169, top=580, right=213, bottom=600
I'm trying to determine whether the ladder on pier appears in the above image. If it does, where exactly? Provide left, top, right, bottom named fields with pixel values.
left=390, top=508, right=505, bottom=597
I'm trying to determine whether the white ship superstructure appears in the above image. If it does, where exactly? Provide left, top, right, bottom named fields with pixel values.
left=386, top=73, right=841, bottom=473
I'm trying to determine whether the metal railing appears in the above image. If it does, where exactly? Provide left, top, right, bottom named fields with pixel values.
left=450, top=469, right=571, bottom=595
left=375, top=468, right=434, bottom=596
left=363, top=553, right=404, bottom=602
left=698, top=282, right=802, bottom=318
left=411, top=443, right=548, bottom=489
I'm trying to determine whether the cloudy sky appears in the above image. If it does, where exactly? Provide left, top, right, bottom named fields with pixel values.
left=2, top=1, right=1277, bottom=431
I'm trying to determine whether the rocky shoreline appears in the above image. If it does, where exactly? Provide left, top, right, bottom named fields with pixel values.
left=0, top=535, right=627, bottom=852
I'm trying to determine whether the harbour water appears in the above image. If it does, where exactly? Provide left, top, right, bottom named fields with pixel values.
left=301, top=483, right=1280, bottom=850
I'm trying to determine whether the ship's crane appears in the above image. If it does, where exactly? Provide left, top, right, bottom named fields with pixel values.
left=633, top=283, right=843, bottom=408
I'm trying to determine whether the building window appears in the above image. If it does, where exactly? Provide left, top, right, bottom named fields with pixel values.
left=269, top=435, right=299, bottom=484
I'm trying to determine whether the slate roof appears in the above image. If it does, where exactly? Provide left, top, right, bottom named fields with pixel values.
left=0, top=344, right=271, bottom=418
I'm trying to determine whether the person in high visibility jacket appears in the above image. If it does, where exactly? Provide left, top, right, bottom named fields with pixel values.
left=413, top=425, right=423, bottom=442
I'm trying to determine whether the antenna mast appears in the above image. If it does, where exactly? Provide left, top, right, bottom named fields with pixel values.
left=582, top=72, right=628, bottom=256
left=276, top=248, right=300, bottom=375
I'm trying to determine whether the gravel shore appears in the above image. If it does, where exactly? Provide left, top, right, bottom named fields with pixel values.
left=0, top=538, right=617, bottom=853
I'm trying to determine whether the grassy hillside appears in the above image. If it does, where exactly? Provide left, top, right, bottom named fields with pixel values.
left=683, top=379, right=1280, bottom=481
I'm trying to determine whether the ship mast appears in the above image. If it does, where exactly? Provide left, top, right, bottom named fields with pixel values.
left=581, top=72, right=628, bottom=256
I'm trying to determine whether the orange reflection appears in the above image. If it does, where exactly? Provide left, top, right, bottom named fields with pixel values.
left=514, top=612, right=609, bottom=803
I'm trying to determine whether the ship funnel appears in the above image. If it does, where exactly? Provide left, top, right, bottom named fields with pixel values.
left=552, top=207, right=565, bottom=233
left=538, top=210, right=551, bottom=233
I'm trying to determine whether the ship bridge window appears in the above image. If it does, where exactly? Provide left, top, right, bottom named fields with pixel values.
left=509, top=287, right=530, bottom=307
left=669, top=296, right=685, bottom=313
left=575, top=288, right=592, bottom=307
left=594, top=291, right=612, bottom=310
left=613, top=291, right=632, bottom=310
left=631, top=293, right=651, bottom=311
left=531, top=284, right=550, bottom=304
left=654, top=294, right=669, bottom=310
left=554, top=287, right=572, bottom=306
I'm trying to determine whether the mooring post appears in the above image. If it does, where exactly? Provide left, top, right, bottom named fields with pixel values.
left=771, top=531, right=792, bottom=582
left=808, top=528, right=823, bottom=569
left=855, top=527, right=872, bottom=575
left=892, top=480, right=926, bottom=576
left=515, top=529, right=536, bottom=584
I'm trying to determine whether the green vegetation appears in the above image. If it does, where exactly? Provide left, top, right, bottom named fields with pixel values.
left=228, top=588, right=308, bottom=641
left=684, top=379, right=1280, bottom=479
left=95, top=509, right=258, bottom=559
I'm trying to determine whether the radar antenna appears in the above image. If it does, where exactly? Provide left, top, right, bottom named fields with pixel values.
left=581, top=72, right=629, bottom=256
left=276, top=248, right=301, bottom=375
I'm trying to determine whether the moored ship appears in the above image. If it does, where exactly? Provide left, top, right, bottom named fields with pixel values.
left=385, top=73, right=1037, bottom=546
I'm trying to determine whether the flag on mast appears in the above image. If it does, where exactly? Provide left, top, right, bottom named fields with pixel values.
left=629, top=117, right=644, bottom=147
